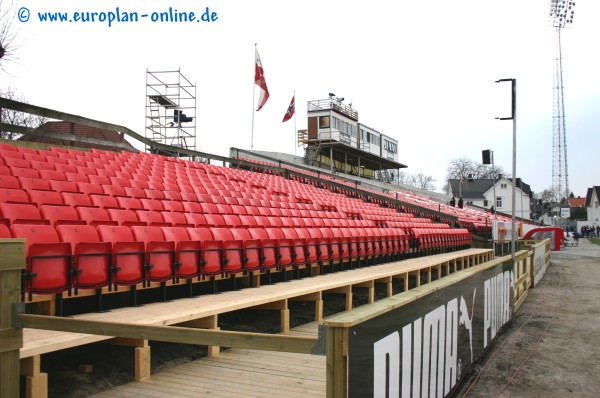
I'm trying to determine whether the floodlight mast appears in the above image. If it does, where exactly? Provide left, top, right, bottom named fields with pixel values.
left=549, top=0, right=575, bottom=202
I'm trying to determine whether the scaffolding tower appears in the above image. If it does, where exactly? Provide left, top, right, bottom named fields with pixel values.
left=145, top=69, right=197, bottom=157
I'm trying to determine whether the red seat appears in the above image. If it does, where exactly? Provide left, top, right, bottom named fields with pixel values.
left=55, top=163, right=78, bottom=174
left=164, top=190, right=182, bottom=201
left=108, top=208, right=144, bottom=227
left=5, top=157, right=31, bottom=168
left=11, top=224, right=72, bottom=299
left=116, top=197, right=143, bottom=211
left=10, top=167, right=39, bottom=179
left=136, top=210, right=169, bottom=226
left=39, top=169, right=67, bottom=182
left=162, top=200, right=184, bottom=213
left=0, top=203, right=48, bottom=225
left=204, top=214, right=227, bottom=227
left=60, top=192, right=93, bottom=208
left=180, top=192, right=199, bottom=203
left=40, top=205, right=85, bottom=226
left=124, top=187, right=146, bottom=199
left=0, top=188, right=30, bottom=204
left=187, top=227, right=222, bottom=276
left=0, top=223, right=10, bottom=238
left=76, top=182, right=103, bottom=196
left=131, top=226, right=176, bottom=284
left=49, top=180, right=79, bottom=193
left=19, top=177, right=51, bottom=191
left=140, top=198, right=165, bottom=212
left=210, top=227, right=245, bottom=275
left=229, top=228, right=262, bottom=272
left=161, top=227, right=201, bottom=281
left=76, top=207, right=116, bottom=226
left=183, top=212, right=207, bottom=227
left=247, top=227, right=278, bottom=271
left=161, top=211, right=191, bottom=227
left=66, top=172, right=89, bottom=184
left=56, top=225, right=112, bottom=293
left=28, top=190, right=63, bottom=206
left=103, top=185, right=127, bottom=197
left=90, top=194, right=119, bottom=209
left=182, top=201, right=202, bottom=213
left=97, top=225, right=146, bottom=288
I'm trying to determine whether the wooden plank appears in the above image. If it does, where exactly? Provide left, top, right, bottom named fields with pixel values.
left=0, top=239, right=26, bottom=272
left=19, top=314, right=318, bottom=354
left=324, top=255, right=509, bottom=328
left=0, top=239, right=26, bottom=398
left=20, top=249, right=492, bottom=360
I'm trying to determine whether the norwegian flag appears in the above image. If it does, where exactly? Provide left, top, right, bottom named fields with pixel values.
left=282, top=95, right=295, bottom=122
left=255, top=48, right=270, bottom=111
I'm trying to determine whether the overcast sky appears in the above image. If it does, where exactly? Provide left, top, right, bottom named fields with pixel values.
left=2, top=0, right=598, bottom=197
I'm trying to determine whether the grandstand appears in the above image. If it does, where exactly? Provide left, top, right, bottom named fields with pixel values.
left=0, top=141, right=476, bottom=313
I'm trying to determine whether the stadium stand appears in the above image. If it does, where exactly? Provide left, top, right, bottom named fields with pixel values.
left=0, top=144, right=482, bottom=310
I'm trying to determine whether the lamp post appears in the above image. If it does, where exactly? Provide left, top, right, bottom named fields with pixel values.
left=495, top=78, right=517, bottom=262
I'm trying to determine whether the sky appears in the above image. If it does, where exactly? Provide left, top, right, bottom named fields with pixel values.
left=2, top=0, right=598, bottom=197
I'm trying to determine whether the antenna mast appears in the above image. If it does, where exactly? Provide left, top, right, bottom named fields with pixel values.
left=549, top=0, right=575, bottom=202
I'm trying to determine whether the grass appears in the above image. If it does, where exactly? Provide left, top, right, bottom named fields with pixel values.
left=588, top=238, right=600, bottom=246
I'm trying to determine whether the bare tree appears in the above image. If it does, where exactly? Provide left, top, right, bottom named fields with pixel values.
left=0, top=88, right=47, bottom=139
left=0, top=0, right=21, bottom=73
left=411, top=173, right=436, bottom=191
left=534, top=187, right=558, bottom=204
left=446, top=156, right=507, bottom=181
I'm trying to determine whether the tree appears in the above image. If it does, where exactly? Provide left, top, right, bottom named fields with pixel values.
left=0, top=88, right=48, bottom=139
left=446, top=156, right=507, bottom=181
left=0, top=0, right=20, bottom=73
left=534, top=187, right=558, bottom=204
left=411, top=173, right=436, bottom=191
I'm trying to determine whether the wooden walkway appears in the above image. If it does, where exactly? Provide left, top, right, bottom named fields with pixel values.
left=90, top=324, right=325, bottom=398
left=19, top=249, right=492, bottom=397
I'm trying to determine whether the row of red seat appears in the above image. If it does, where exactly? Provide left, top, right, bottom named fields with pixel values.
left=3, top=223, right=459, bottom=300
left=0, top=202, right=379, bottom=229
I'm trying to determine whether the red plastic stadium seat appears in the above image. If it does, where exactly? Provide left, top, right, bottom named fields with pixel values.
left=229, top=228, right=262, bottom=272
left=183, top=213, right=208, bottom=227
left=161, top=226, right=201, bottom=281
left=56, top=224, right=112, bottom=293
left=49, top=180, right=79, bottom=193
left=161, top=211, right=191, bottom=227
left=131, top=226, right=176, bottom=284
left=97, top=225, right=146, bottom=288
left=11, top=224, right=72, bottom=299
left=39, top=169, right=67, bottom=182
left=162, top=200, right=184, bottom=213
left=19, top=177, right=51, bottom=191
left=0, top=203, right=49, bottom=225
left=136, top=210, right=169, bottom=226
left=61, top=192, right=93, bottom=208
left=40, top=205, right=85, bottom=226
left=10, top=166, right=39, bottom=179
left=28, top=190, right=63, bottom=206
left=103, top=185, right=127, bottom=198
left=77, top=206, right=116, bottom=227
left=0, top=175, right=20, bottom=189
left=0, top=223, right=11, bottom=238
left=182, top=201, right=202, bottom=213
left=0, top=188, right=30, bottom=204
left=91, top=194, right=120, bottom=209
left=4, top=157, right=30, bottom=168
left=246, top=227, right=278, bottom=271
left=66, top=172, right=89, bottom=184
left=108, top=208, right=144, bottom=227
left=209, top=227, right=245, bottom=276
left=187, top=227, right=222, bottom=276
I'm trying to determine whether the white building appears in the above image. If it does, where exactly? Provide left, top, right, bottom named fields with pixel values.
left=585, top=186, right=600, bottom=222
left=448, top=177, right=532, bottom=219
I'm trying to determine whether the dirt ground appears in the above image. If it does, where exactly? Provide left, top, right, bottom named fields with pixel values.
left=453, top=239, right=600, bottom=397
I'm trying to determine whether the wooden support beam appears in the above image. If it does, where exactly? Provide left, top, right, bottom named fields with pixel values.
left=135, top=346, right=151, bottom=382
left=354, top=280, right=375, bottom=304
left=18, top=314, right=318, bottom=354
left=375, top=276, right=393, bottom=298
left=176, top=315, right=220, bottom=357
left=0, top=239, right=26, bottom=398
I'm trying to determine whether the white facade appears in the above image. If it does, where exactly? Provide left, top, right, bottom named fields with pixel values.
left=462, top=178, right=532, bottom=220
left=587, top=188, right=600, bottom=222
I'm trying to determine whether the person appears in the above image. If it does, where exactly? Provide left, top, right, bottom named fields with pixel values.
left=490, top=205, right=495, bottom=214
left=458, top=197, right=464, bottom=209
left=450, top=197, right=456, bottom=207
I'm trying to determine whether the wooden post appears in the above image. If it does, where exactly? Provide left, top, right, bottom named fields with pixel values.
left=0, top=239, right=26, bottom=398
left=326, top=326, right=347, bottom=398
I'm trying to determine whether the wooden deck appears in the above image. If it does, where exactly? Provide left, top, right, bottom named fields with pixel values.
left=19, top=249, right=493, bottom=397
left=89, top=325, right=325, bottom=398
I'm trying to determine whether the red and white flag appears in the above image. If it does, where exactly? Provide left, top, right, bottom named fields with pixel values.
left=282, top=95, right=295, bottom=122
left=255, top=48, right=270, bottom=111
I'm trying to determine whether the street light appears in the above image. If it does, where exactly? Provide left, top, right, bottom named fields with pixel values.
left=495, top=78, right=517, bottom=262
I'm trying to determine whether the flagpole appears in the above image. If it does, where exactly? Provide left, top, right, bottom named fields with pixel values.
left=293, top=90, right=297, bottom=157
left=251, top=43, right=256, bottom=151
